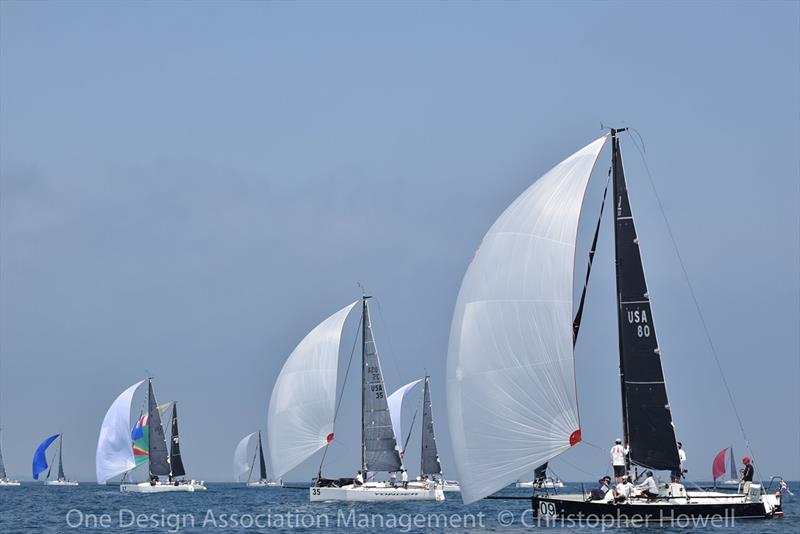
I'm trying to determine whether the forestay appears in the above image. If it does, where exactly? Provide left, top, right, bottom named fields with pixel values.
left=268, top=301, right=359, bottom=479
left=96, top=379, right=146, bottom=483
left=387, top=379, right=423, bottom=456
left=446, top=136, right=607, bottom=504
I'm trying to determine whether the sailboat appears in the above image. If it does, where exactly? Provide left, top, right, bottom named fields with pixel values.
left=33, top=433, right=79, bottom=486
left=268, top=297, right=444, bottom=502
left=411, top=377, right=459, bottom=492
left=446, top=130, right=784, bottom=520
left=0, top=429, right=20, bottom=486
left=96, top=378, right=206, bottom=492
left=516, top=464, right=565, bottom=489
left=234, top=431, right=282, bottom=487
left=713, top=447, right=741, bottom=488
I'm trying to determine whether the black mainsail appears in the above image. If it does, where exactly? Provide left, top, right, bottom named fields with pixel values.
left=533, top=463, right=548, bottom=483
left=257, top=431, right=268, bottom=481
left=361, top=298, right=402, bottom=473
left=420, top=376, right=442, bottom=476
left=611, top=130, right=680, bottom=472
left=169, top=403, right=186, bottom=479
left=147, top=380, right=171, bottom=477
left=56, top=435, right=66, bottom=481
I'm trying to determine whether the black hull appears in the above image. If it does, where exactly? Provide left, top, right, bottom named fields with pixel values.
left=533, top=496, right=776, bottom=523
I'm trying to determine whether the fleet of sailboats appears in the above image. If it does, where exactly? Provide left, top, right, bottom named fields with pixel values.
left=268, top=297, right=444, bottom=502
left=0, top=129, right=790, bottom=523
left=96, top=378, right=206, bottom=493
left=445, top=130, right=785, bottom=520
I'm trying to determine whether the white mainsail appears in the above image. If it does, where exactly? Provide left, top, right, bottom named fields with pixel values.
left=446, top=136, right=607, bottom=503
left=267, top=301, right=359, bottom=479
left=95, top=379, right=146, bottom=483
left=233, top=432, right=258, bottom=482
left=387, top=379, right=422, bottom=456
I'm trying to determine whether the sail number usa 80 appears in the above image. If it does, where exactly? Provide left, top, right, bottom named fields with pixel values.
left=627, top=308, right=651, bottom=338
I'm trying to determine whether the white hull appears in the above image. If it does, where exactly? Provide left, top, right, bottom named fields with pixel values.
left=310, top=483, right=445, bottom=502
left=247, top=480, right=283, bottom=487
left=441, top=481, right=460, bottom=492
left=120, top=480, right=206, bottom=493
left=45, top=480, right=79, bottom=486
left=409, top=479, right=460, bottom=492
left=517, top=479, right=565, bottom=489
left=0, top=479, right=21, bottom=486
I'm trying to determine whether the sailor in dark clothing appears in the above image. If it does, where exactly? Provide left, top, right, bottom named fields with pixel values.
left=589, top=476, right=611, bottom=501
left=741, top=457, right=754, bottom=494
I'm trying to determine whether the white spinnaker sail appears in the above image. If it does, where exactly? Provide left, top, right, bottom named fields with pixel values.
left=267, top=301, right=359, bottom=479
left=446, top=136, right=607, bottom=503
left=387, top=379, right=423, bottom=455
left=95, top=379, right=146, bottom=483
left=233, top=432, right=258, bottom=482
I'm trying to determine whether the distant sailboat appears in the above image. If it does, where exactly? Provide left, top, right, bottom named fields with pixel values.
left=0, top=429, right=20, bottom=486
left=712, top=447, right=741, bottom=488
left=446, top=130, right=785, bottom=519
left=268, top=297, right=444, bottom=502
left=33, top=433, right=79, bottom=486
left=234, top=431, right=282, bottom=487
left=515, top=463, right=564, bottom=489
left=96, top=378, right=206, bottom=492
left=389, top=377, right=460, bottom=492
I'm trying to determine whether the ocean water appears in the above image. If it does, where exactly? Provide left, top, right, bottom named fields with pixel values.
left=0, top=482, right=797, bottom=533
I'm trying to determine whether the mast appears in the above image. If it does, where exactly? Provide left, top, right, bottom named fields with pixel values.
left=257, top=431, right=267, bottom=481
left=147, top=379, right=171, bottom=478
left=610, top=129, right=680, bottom=472
left=361, top=296, right=368, bottom=475
left=169, top=403, right=186, bottom=479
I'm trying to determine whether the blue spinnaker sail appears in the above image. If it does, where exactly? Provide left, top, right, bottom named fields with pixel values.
left=32, top=434, right=60, bottom=480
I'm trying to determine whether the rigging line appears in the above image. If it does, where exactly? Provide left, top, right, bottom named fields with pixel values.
left=373, top=298, right=403, bottom=384
left=573, top=168, right=611, bottom=342
left=625, top=129, right=762, bottom=482
left=318, top=313, right=363, bottom=476
left=552, top=455, right=604, bottom=479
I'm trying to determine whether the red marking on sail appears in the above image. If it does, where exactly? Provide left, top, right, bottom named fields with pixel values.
left=712, top=448, right=728, bottom=481
left=569, top=429, right=582, bottom=446
left=326, top=433, right=334, bottom=443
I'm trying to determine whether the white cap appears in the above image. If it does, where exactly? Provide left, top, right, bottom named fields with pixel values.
left=615, top=438, right=622, bottom=444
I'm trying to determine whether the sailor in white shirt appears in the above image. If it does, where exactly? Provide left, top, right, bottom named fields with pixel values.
left=401, top=469, right=408, bottom=489
left=610, top=438, right=628, bottom=483
left=672, top=442, right=687, bottom=482
left=613, top=475, right=634, bottom=502
left=636, top=470, right=659, bottom=500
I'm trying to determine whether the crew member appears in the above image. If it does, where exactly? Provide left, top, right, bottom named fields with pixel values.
left=636, top=471, right=659, bottom=500
left=610, top=438, right=627, bottom=484
left=741, top=457, right=754, bottom=494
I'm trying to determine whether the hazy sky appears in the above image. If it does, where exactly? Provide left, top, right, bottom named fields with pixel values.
left=1, top=1, right=798, bottom=484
